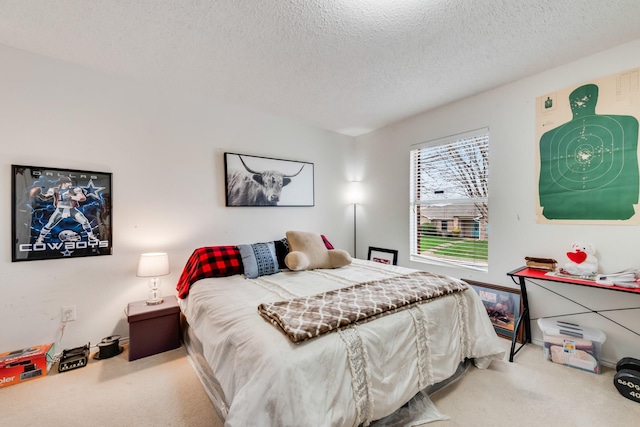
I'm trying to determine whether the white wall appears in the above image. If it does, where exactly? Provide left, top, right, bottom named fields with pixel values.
left=356, top=39, right=640, bottom=365
left=0, top=45, right=355, bottom=352
left=4, top=39, right=639, bottom=366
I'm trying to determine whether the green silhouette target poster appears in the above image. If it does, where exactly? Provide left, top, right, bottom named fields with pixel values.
left=536, top=68, right=640, bottom=224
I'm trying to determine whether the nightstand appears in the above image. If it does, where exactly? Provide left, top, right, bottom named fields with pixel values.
left=126, top=295, right=181, bottom=361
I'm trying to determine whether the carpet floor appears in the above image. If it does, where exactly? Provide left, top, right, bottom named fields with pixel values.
left=1, top=339, right=636, bottom=426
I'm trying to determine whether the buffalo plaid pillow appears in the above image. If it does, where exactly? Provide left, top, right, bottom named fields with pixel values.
left=176, top=246, right=243, bottom=298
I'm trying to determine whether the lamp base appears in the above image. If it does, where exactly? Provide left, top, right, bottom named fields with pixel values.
left=146, top=277, right=164, bottom=305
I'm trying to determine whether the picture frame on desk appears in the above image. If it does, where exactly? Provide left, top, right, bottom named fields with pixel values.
left=466, top=280, right=524, bottom=343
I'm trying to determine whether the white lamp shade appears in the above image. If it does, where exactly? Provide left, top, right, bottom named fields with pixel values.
left=348, top=181, right=363, bottom=204
left=137, top=252, right=170, bottom=277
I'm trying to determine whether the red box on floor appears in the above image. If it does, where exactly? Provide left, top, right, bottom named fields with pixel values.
left=0, top=343, right=54, bottom=388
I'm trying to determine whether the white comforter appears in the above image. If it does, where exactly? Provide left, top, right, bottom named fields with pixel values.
left=179, top=259, right=505, bottom=427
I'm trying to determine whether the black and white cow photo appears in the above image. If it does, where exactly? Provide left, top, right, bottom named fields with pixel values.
left=224, top=153, right=314, bottom=207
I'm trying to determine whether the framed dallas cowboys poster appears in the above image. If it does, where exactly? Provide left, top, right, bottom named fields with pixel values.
left=11, top=165, right=113, bottom=262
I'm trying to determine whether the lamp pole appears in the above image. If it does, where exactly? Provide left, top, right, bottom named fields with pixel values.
left=353, top=202, right=357, bottom=258
left=349, top=180, right=361, bottom=259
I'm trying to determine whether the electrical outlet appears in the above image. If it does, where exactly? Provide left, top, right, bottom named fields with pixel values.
left=62, top=305, right=76, bottom=322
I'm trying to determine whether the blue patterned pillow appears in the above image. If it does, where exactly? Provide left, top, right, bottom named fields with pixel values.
left=238, top=242, right=280, bottom=279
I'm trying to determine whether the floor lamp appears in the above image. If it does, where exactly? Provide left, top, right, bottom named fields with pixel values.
left=349, top=182, right=362, bottom=258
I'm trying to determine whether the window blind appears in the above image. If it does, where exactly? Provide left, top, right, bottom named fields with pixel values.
left=409, top=128, right=489, bottom=271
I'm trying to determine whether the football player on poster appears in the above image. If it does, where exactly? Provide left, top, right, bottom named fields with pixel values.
left=32, top=176, right=99, bottom=244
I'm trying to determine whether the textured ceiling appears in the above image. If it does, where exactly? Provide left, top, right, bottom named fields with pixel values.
left=1, top=1, right=640, bottom=136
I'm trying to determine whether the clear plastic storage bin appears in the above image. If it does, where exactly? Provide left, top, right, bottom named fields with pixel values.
left=537, top=318, right=606, bottom=374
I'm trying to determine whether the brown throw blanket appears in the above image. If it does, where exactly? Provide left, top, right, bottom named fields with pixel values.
left=258, top=271, right=468, bottom=343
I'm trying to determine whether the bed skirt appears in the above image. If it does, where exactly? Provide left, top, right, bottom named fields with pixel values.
left=181, top=315, right=229, bottom=421
left=181, top=316, right=471, bottom=426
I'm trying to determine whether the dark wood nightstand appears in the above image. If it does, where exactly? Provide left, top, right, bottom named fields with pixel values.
left=126, top=295, right=181, bottom=361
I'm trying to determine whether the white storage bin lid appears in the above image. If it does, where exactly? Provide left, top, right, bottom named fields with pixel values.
left=537, top=318, right=606, bottom=343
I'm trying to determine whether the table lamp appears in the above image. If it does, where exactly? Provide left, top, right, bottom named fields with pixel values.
left=137, top=252, right=170, bottom=305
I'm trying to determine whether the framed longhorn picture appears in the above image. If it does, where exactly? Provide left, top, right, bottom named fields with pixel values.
left=224, top=152, right=314, bottom=207
left=11, top=165, right=112, bottom=262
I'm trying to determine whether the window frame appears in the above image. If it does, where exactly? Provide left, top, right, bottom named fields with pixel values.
left=409, top=128, right=489, bottom=272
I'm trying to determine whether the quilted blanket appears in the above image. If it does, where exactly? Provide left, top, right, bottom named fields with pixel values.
left=258, top=271, right=468, bottom=343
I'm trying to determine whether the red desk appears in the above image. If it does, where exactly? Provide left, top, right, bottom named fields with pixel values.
left=506, top=267, right=640, bottom=362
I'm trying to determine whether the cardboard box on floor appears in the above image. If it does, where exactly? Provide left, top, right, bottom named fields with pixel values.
left=0, top=343, right=54, bottom=388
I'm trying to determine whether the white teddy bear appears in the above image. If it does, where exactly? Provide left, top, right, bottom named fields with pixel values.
left=562, top=242, right=598, bottom=276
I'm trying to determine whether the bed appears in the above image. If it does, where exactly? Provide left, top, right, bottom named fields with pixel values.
left=176, top=242, right=505, bottom=427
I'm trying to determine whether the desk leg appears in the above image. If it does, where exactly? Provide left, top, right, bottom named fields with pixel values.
left=509, top=307, right=528, bottom=362
left=521, top=276, right=531, bottom=344
left=509, top=276, right=532, bottom=362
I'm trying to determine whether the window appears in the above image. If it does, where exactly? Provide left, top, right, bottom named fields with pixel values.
left=409, top=128, right=489, bottom=272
